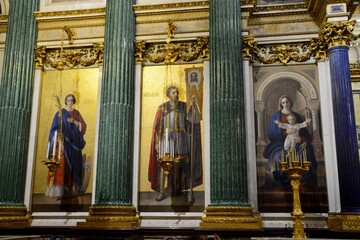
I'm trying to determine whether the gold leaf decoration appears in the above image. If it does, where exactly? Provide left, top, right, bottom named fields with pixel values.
left=34, top=43, right=104, bottom=70
left=135, top=37, right=209, bottom=64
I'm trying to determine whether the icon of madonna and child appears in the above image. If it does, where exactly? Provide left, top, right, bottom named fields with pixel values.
left=262, top=95, right=318, bottom=190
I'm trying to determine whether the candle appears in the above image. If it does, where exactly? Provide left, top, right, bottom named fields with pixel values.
left=170, top=140, right=173, bottom=157
left=171, top=140, right=175, bottom=157
left=58, top=138, right=61, bottom=160
left=292, top=150, right=295, bottom=162
left=304, top=149, right=307, bottom=162
left=46, top=142, right=50, bottom=159
left=165, top=128, right=169, bottom=153
left=162, top=140, right=164, bottom=157
left=159, top=136, right=161, bottom=157
left=52, top=130, right=57, bottom=157
left=281, top=150, right=285, bottom=163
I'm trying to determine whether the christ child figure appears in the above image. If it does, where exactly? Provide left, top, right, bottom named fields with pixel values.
left=274, top=113, right=311, bottom=155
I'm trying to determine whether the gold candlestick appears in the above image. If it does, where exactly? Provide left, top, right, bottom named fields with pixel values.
left=157, top=153, right=179, bottom=190
left=279, top=150, right=311, bottom=239
left=43, top=134, right=62, bottom=188
left=42, top=156, right=61, bottom=188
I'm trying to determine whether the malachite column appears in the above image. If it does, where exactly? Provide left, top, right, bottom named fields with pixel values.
left=200, top=0, right=262, bottom=229
left=324, top=20, right=360, bottom=231
left=0, top=0, right=39, bottom=227
left=78, top=0, right=139, bottom=228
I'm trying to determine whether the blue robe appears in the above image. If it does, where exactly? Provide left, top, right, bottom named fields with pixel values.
left=47, top=108, right=86, bottom=197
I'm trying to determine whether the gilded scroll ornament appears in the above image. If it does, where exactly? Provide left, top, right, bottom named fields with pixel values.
left=242, top=35, right=313, bottom=64
left=242, top=35, right=257, bottom=61
left=166, top=19, right=176, bottom=44
left=34, top=43, right=104, bottom=70
left=62, top=26, right=77, bottom=44
left=310, top=35, right=328, bottom=61
left=135, top=37, right=209, bottom=64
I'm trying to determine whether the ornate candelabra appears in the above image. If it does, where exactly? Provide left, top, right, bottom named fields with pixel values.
left=279, top=149, right=310, bottom=239
left=42, top=131, right=62, bottom=188
left=157, top=128, right=179, bottom=191
left=43, top=97, right=63, bottom=189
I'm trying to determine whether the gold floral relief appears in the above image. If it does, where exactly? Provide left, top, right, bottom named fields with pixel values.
left=135, top=37, right=209, bottom=64
left=35, top=43, right=104, bottom=70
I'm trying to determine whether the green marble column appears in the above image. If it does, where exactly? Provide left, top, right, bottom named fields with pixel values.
left=0, top=0, right=39, bottom=227
left=79, top=0, right=139, bottom=228
left=200, top=0, right=262, bottom=229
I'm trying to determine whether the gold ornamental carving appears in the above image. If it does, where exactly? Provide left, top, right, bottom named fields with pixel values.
left=135, top=19, right=209, bottom=64
left=133, top=1, right=209, bottom=12
left=62, top=26, right=77, bottom=44
left=200, top=206, right=262, bottom=229
left=328, top=213, right=360, bottom=231
left=135, top=37, right=209, bottom=64
left=350, top=63, right=360, bottom=81
left=0, top=206, right=31, bottom=228
left=243, top=20, right=356, bottom=64
left=320, top=20, right=356, bottom=49
left=242, top=35, right=313, bottom=64
left=34, top=8, right=105, bottom=18
left=34, top=43, right=104, bottom=70
left=77, top=206, right=140, bottom=228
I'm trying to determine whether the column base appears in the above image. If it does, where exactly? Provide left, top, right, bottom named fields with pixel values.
left=200, top=206, right=262, bottom=229
left=77, top=205, right=140, bottom=228
left=0, top=206, right=31, bottom=228
left=328, top=212, right=360, bottom=231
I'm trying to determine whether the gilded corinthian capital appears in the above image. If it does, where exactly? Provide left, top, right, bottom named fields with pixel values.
left=320, top=20, right=356, bottom=49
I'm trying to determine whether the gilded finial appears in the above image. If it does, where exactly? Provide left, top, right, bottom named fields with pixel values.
left=166, top=19, right=176, bottom=44
left=62, top=26, right=77, bottom=44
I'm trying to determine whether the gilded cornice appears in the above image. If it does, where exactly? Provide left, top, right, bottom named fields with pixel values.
left=248, top=12, right=314, bottom=26
left=133, top=1, right=209, bottom=12
left=136, top=30, right=208, bottom=38
left=0, top=15, right=8, bottom=20
left=34, top=43, right=104, bottom=70
left=136, top=16, right=208, bottom=25
left=34, top=8, right=105, bottom=18
left=242, top=0, right=256, bottom=5
left=253, top=3, right=307, bottom=12
left=38, top=23, right=105, bottom=31
left=36, top=15, right=105, bottom=24
left=135, top=8, right=209, bottom=18
left=350, top=63, right=360, bottom=81
left=253, top=31, right=319, bottom=38
left=135, top=37, right=209, bottom=64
